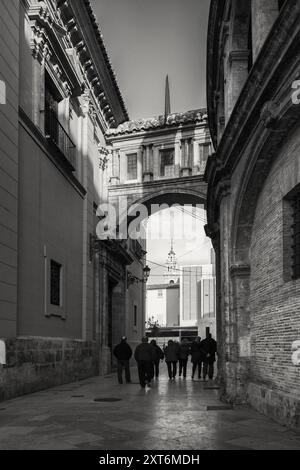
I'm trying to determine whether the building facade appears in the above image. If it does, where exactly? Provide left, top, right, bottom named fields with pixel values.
left=0, top=0, right=144, bottom=399
left=180, top=264, right=216, bottom=338
left=205, top=0, right=300, bottom=428
left=146, top=282, right=180, bottom=328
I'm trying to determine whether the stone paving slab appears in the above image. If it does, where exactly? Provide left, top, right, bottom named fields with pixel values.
left=0, top=366, right=299, bottom=450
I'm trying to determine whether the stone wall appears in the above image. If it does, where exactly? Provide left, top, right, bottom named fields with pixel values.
left=0, top=0, right=19, bottom=338
left=0, top=338, right=99, bottom=401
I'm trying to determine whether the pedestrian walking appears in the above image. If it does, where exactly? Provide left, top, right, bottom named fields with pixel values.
left=113, top=336, right=133, bottom=384
left=191, top=337, right=204, bottom=380
left=178, top=338, right=191, bottom=379
left=164, top=340, right=180, bottom=380
left=201, top=334, right=217, bottom=381
left=150, top=339, right=164, bottom=379
left=134, top=337, right=156, bottom=388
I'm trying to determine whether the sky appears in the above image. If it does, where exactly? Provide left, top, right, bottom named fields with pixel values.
left=144, top=207, right=212, bottom=285
left=91, top=0, right=210, bottom=119
left=91, top=0, right=212, bottom=282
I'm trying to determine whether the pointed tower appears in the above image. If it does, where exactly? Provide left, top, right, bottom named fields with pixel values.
left=164, top=75, right=171, bottom=120
left=163, top=240, right=179, bottom=284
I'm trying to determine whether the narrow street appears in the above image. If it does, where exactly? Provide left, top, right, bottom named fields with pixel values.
left=0, top=366, right=299, bottom=450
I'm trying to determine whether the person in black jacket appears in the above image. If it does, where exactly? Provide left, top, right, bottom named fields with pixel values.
left=191, top=337, right=204, bottom=380
left=178, top=338, right=191, bottom=379
left=164, top=340, right=180, bottom=380
left=134, top=337, right=156, bottom=388
left=201, top=334, right=217, bottom=381
left=150, top=339, right=164, bottom=379
left=113, top=336, right=133, bottom=384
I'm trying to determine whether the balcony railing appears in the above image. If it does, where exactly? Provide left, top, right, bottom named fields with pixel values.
left=45, top=108, right=76, bottom=171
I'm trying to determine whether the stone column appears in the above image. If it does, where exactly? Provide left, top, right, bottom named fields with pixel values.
left=143, top=144, right=153, bottom=182
left=193, top=140, right=200, bottom=173
left=153, top=145, right=160, bottom=180
left=181, top=139, right=192, bottom=177
left=137, top=148, right=143, bottom=182
left=252, top=0, right=279, bottom=61
left=226, top=50, right=249, bottom=121
left=110, top=150, right=120, bottom=186
left=218, top=185, right=233, bottom=399
left=174, top=141, right=181, bottom=177
left=229, top=265, right=251, bottom=402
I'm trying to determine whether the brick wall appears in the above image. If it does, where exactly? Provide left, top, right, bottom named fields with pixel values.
left=0, top=0, right=19, bottom=337
left=249, top=124, right=300, bottom=398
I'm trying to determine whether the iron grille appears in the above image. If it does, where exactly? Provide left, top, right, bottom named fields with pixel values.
left=291, top=193, right=300, bottom=279
left=45, top=107, right=76, bottom=170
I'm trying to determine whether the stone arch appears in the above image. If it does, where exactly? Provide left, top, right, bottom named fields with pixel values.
left=118, top=187, right=207, bottom=233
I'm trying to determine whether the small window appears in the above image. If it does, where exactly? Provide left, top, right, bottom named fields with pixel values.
left=50, top=260, right=62, bottom=306
left=133, top=305, right=138, bottom=327
left=291, top=193, right=300, bottom=279
left=157, top=290, right=163, bottom=298
left=160, top=148, right=175, bottom=177
left=127, top=153, right=137, bottom=180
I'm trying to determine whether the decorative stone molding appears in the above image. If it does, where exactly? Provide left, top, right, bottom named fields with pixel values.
left=98, top=146, right=109, bottom=170
left=229, top=264, right=251, bottom=278
left=57, top=0, right=128, bottom=126
left=28, top=2, right=82, bottom=99
left=228, top=50, right=250, bottom=65
left=260, top=100, right=281, bottom=129
left=204, top=223, right=220, bottom=240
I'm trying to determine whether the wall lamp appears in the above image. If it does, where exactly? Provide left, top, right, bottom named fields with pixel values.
left=127, top=265, right=151, bottom=289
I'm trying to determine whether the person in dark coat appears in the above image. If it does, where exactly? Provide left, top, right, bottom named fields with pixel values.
left=134, top=337, right=156, bottom=388
left=150, top=340, right=164, bottom=379
left=191, top=337, right=204, bottom=380
left=113, top=336, right=133, bottom=384
left=164, top=340, right=180, bottom=380
left=178, top=338, right=191, bottom=379
left=201, top=334, right=217, bottom=381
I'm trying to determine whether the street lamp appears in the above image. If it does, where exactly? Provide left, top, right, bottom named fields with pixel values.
left=143, top=265, right=151, bottom=283
left=127, top=265, right=151, bottom=289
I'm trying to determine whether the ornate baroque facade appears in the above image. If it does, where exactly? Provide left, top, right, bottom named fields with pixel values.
left=205, top=0, right=300, bottom=428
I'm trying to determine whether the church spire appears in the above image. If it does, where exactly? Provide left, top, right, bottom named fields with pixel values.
left=164, top=239, right=179, bottom=284
left=165, top=75, right=171, bottom=119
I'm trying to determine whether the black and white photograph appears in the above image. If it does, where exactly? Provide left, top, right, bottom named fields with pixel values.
left=0, top=0, right=300, bottom=456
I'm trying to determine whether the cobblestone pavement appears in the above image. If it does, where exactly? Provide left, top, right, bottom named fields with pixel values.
left=0, top=365, right=299, bottom=450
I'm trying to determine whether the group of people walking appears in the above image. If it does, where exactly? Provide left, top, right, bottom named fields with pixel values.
left=113, top=334, right=217, bottom=389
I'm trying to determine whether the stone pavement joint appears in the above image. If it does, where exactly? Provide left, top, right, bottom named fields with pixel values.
left=0, top=366, right=299, bottom=450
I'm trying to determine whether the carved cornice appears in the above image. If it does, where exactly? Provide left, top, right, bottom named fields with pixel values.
left=57, top=0, right=128, bottom=127
left=28, top=3, right=82, bottom=97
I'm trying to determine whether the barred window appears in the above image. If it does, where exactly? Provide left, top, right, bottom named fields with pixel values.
left=292, top=193, right=300, bottom=279
left=50, top=260, right=62, bottom=306
left=127, top=153, right=137, bottom=180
